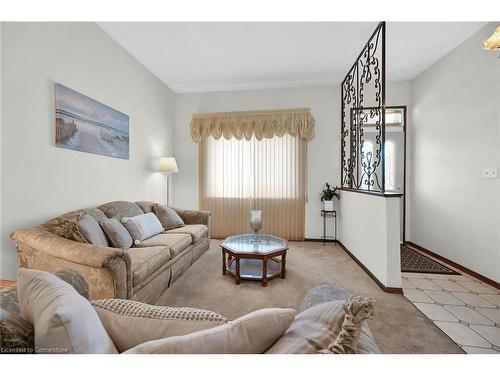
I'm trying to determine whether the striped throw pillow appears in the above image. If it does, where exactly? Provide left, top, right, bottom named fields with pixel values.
left=121, top=213, right=164, bottom=245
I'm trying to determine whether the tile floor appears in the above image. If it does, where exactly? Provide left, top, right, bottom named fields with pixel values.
left=401, top=248, right=500, bottom=354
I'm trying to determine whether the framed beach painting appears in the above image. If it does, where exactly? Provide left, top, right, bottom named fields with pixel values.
left=55, top=83, right=129, bottom=159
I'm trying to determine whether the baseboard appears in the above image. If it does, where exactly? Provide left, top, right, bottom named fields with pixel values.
left=336, top=240, right=403, bottom=294
left=304, top=238, right=336, bottom=243
left=405, top=241, right=500, bottom=290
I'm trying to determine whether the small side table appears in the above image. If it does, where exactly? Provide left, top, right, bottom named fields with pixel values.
left=321, top=210, right=337, bottom=246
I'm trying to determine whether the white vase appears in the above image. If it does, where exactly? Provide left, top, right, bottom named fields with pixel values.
left=323, top=200, right=334, bottom=211
left=250, top=210, right=262, bottom=242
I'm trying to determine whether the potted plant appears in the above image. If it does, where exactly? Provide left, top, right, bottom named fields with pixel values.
left=321, top=183, right=340, bottom=211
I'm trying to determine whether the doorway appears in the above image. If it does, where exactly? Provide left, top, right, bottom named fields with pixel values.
left=356, top=106, right=407, bottom=241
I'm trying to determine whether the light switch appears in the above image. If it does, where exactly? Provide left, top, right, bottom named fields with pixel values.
left=483, top=167, right=498, bottom=179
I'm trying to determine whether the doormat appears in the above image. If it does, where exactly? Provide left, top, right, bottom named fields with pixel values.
left=401, top=245, right=459, bottom=275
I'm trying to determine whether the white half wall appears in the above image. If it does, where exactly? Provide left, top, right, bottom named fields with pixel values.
left=410, top=23, right=500, bottom=282
left=173, top=82, right=411, bottom=240
left=338, top=190, right=402, bottom=288
left=0, top=23, right=175, bottom=279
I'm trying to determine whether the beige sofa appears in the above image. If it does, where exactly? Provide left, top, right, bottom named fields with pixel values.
left=10, top=201, right=211, bottom=303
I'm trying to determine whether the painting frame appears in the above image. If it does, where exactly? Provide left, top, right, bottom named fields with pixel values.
left=55, top=83, right=130, bottom=159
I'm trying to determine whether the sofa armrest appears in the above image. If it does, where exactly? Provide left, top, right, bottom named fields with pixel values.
left=172, top=208, right=211, bottom=239
left=11, top=227, right=131, bottom=300
left=172, top=208, right=211, bottom=228
left=11, top=227, right=124, bottom=268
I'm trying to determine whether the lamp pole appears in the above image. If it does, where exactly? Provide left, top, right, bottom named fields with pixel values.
left=166, top=173, right=170, bottom=206
left=157, top=157, right=179, bottom=206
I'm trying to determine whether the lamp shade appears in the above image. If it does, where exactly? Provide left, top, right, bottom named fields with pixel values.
left=157, top=157, right=179, bottom=173
left=483, top=25, right=500, bottom=50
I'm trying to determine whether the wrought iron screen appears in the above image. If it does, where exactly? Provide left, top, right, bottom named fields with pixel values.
left=341, top=22, right=386, bottom=192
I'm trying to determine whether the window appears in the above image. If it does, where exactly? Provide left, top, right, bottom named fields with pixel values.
left=384, top=140, right=395, bottom=191
left=360, top=140, right=395, bottom=191
left=200, top=134, right=306, bottom=240
left=358, top=108, right=403, bottom=126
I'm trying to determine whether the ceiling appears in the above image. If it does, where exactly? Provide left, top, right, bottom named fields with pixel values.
left=98, top=22, right=486, bottom=93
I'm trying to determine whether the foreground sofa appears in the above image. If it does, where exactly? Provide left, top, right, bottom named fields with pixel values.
left=0, top=268, right=380, bottom=354
left=10, top=201, right=211, bottom=303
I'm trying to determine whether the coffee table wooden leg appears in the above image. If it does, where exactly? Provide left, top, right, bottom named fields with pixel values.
left=222, top=250, right=226, bottom=275
left=262, top=258, right=268, bottom=287
left=235, top=257, right=240, bottom=285
left=281, top=253, right=286, bottom=279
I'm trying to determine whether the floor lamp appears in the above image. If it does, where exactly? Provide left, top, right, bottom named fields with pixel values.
left=157, top=157, right=179, bottom=206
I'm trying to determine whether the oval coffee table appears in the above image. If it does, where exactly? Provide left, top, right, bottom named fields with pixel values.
left=220, top=234, right=288, bottom=287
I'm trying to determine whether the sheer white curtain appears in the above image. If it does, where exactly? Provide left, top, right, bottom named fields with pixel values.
left=200, top=133, right=306, bottom=240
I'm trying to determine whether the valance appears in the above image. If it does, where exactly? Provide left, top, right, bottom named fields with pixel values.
left=189, top=108, right=315, bottom=142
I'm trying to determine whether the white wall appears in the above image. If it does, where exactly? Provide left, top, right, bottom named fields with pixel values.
left=386, top=81, right=412, bottom=241
left=173, top=82, right=411, bottom=239
left=410, top=23, right=500, bottom=282
left=338, top=190, right=401, bottom=288
left=0, top=23, right=175, bottom=279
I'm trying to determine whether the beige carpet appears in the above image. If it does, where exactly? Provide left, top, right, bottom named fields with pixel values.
left=157, top=240, right=463, bottom=354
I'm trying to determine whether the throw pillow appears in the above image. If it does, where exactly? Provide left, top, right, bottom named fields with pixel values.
left=40, top=209, right=88, bottom=243
left=124, top=308, right=295, bottom=354
left=16, top=268, right=118, bottom=354
left=320, top=296, right=375, bottom=354
left=51, top=268, right=90, bottom=301
left=77, top=213, right=109, bottom=247
left=153, top=204, right=185, bottom=230
left=121, top=212, right=164, bottom=245
left=100, top=218, right=133, bottom=249
left=0, top=268, right=91, bottom=353
left=92, top=299, right=228, bottom=352
left=265, top=297, right=377, bottom=354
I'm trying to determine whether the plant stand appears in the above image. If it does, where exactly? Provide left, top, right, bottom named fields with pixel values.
left=321, top=210, right=337, bottom=246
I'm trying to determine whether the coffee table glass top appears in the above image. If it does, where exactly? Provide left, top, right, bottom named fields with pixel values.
left=221, top=234, right=287, bottom=255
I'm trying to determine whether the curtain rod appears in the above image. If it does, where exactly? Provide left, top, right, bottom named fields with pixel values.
left=192, top=107, right=312, bottom=118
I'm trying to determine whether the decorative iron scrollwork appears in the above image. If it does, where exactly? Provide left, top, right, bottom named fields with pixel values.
left=341, top=22, right=386, bottom=192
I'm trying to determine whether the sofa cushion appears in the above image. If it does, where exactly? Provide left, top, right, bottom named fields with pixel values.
left=17, top=268, right=117, bottom=354
left=122, top=213, right=164, bottom=245
left=127, top=246, right=171, bottom=285
left=98, top=201, right=143, bottom=221
left=153, top=204, right=185, bottom=230
left=77, top=213, right=109, bottom=246
left=84, top=208, right=108, bottom=222
left=136, top=233, right=192, bottom=258
left=166, top=224, right=208, bottom=243
left=124, top=308, right=295, bottom=354
left=135, top=201, right=155, bottom=214
left=92, top=299, right=228, bottom=352
left=100, top=218, right=133, bottom=249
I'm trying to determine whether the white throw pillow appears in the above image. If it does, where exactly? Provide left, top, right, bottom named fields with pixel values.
left=17, top=268, right=118, bottom=354
left=124, top=308, right=295, bottom=354
left=122, top=212, right=164, bottom=245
